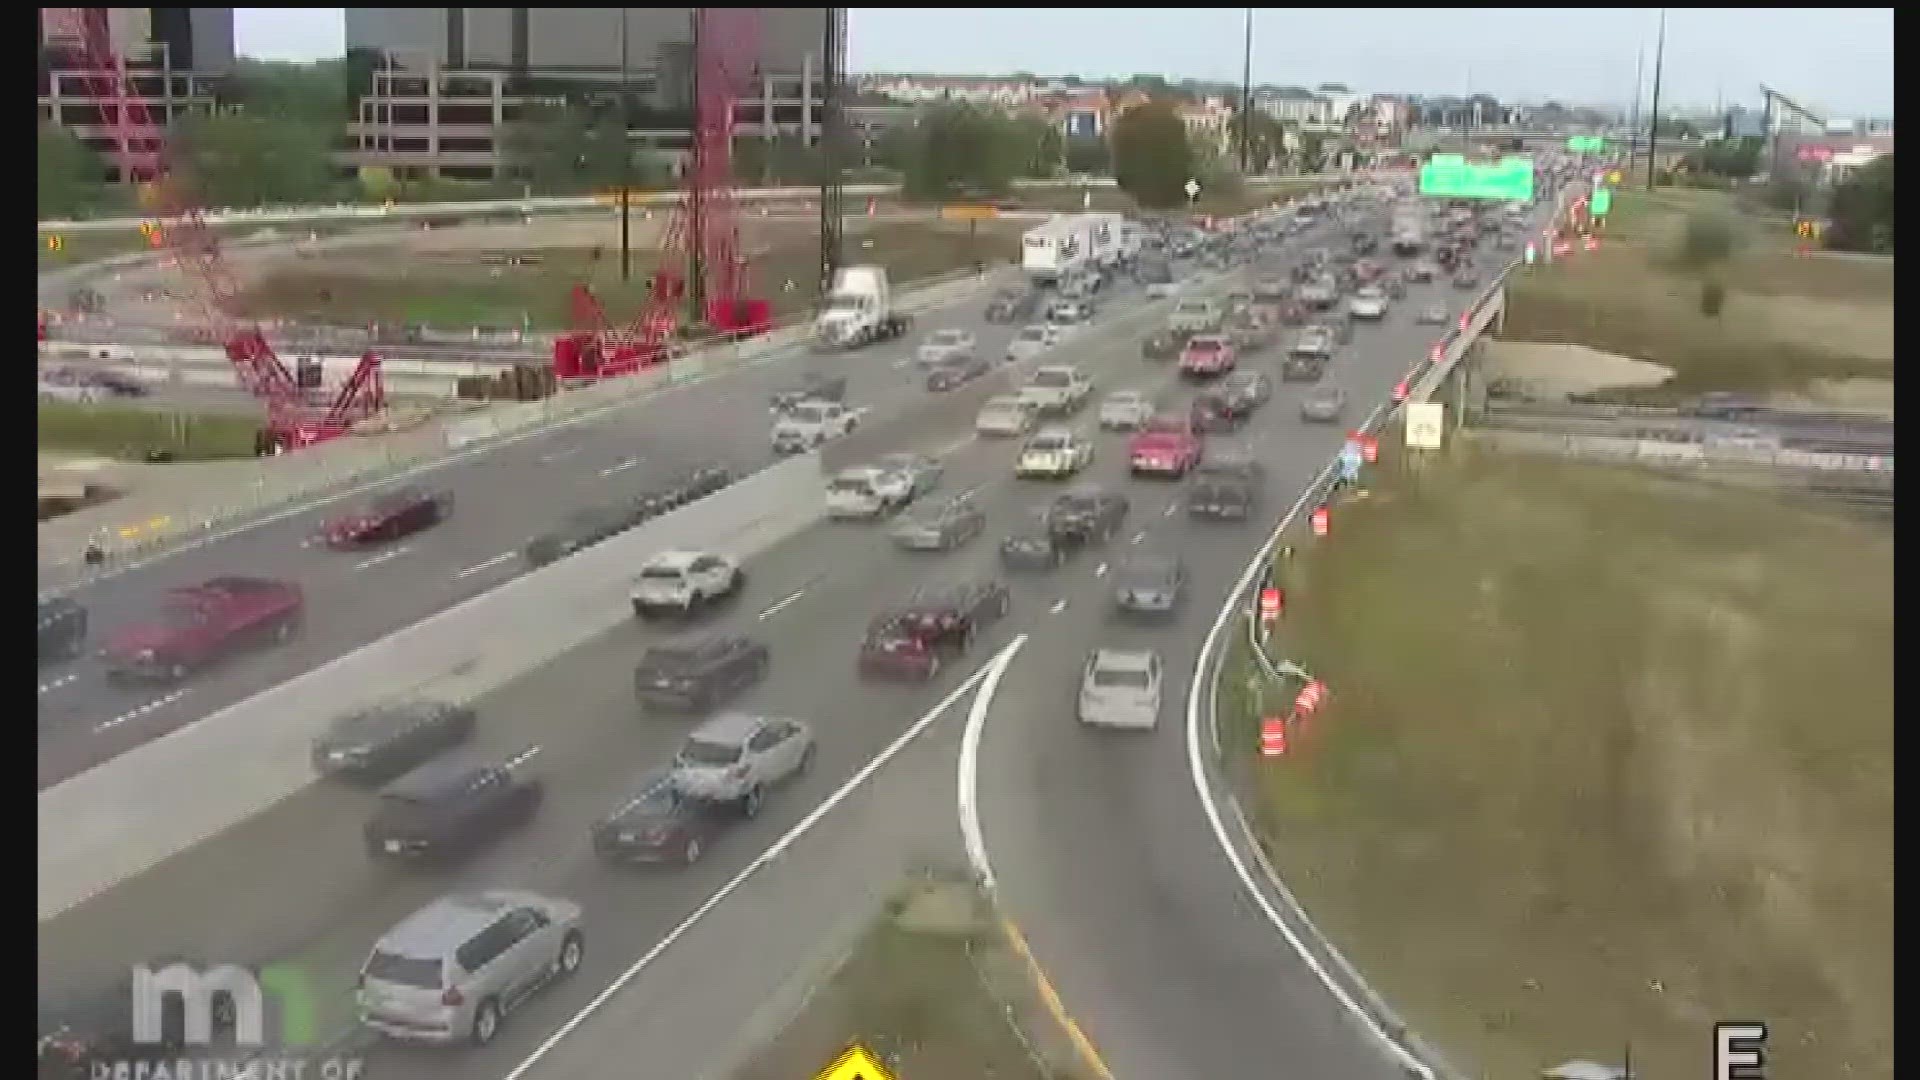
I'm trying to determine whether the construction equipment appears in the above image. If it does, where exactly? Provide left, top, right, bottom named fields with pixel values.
left=43, top=9, right=384, bottom=451
left=554, top=8, right=772, bottom=382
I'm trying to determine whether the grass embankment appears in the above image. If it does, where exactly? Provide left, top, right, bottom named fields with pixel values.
left=38, top=403, right=260, bottom=461
left=1500, top=188, right=1892, bottom=403
left=733, top=872, right=1067, bottom=1080
left=232, top=220, right=1019, bottom=332
left=1229, top=444, right=1892, bottom=1080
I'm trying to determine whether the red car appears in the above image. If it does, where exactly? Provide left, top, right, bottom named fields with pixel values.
left=1178, top=334, right=1237, bottom=380
left=101, top=576, right=305, bottom=683
left=857, top=582, right=1011, bottom=682
left=1129, top=414, right=1204, bottom=478
left=320, top=485, right=452, bottom=548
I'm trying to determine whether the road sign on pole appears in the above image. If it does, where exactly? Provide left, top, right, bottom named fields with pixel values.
left=1404, top=401, right=1445, bottom=449
left=1589, top=187, right=1612, bottom=216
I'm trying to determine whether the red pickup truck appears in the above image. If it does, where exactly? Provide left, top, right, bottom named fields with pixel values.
left=101, top=576, right=305, bottom=683
left=1128, top=414, right=1204, bottom=478
left=1178, top=335, right=1237, bottom=380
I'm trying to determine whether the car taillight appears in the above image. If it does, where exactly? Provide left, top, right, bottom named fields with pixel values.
left=441, top=986, right=463, bottom=1007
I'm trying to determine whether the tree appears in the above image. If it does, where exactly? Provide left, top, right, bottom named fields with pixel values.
left=499, top=104, right=602, bottom=194
left=1063, top=135, right=1110, bottom=176
left=169, top=112, right=339, bottom=208
left=1297, top=129, right=1329, bottom=171
left=225, top=58, right=351, bottom=123
left=897, top=102, right=1021, bottom=201
left=39, top=125, right=111, bottom=219
left=1686, top=135, right=1763, bottom=180
left=733, top=134, right=820, bottom=185
left=1226, top=110, right=1286, bottom=174
left=1005, top=112, right=1064, bottom=179
left=1672, top=209, right=1740, bottom=317
left=1826, top=155, right=1893, bottom=254
left=1111, top=101, right=1193, bottom=209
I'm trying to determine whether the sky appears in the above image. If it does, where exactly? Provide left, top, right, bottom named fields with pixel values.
left=234, top=7, right=1894, bottom=118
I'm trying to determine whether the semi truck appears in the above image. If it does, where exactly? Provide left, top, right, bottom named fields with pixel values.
left=1022, top=217, right=1092, bottom=283
left=813, top=266, right=912, bottom=349
left=1390, top=207, right=1426, bottom=256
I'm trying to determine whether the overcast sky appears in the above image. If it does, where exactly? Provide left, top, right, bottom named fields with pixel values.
left=235, top=7, right=1893, bottom=117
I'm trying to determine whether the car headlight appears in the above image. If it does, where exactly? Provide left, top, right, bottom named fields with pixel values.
left=137, top=648, right=156, bottom=661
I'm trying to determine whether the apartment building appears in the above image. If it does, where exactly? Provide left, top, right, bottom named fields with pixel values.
left=37, top=7, right=235, bottom=182
left=344, top=7, right=832, bottom=181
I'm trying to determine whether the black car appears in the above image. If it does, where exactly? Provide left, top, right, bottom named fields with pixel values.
left=1191, top=389, right=1243, bottom=433
left=1219, top=371, right=1273, bottom=413
left=1044, top=486, right=1130, bottom=544
left=985, top=287, right=1039, bottom=324
left=1188, top=451, right=1264, bottom=521
left=633, top=633, right=770, bottom=713
left=38, top=596, right=87, bottom=662
left=999, top=524, right=1074, bottom=570
left=524, top=503, right=631, bottom=567
left=926, top=352, right=991, bottom=391
left=39, top=961, right=244, bottom=1078
left=363, top=749, right=543, bottom=863
left=1111, top=554, right=1187, bottom=619
left=592, top=770, right=733, bottom=866
left=320, top=485, right=452, bottom=548
left=771, top=373, right=846, bottom=414
left=312, top=700, right=478, bottom=781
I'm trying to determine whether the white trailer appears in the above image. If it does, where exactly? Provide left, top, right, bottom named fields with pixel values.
left=1021, top=217, right=1092, bottom=283
left=1081, top=212, right=1126, bottom=268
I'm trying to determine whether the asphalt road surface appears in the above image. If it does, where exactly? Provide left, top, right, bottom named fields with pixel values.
left=35, top=266, right=1056, bottom=789
left=40, top=209, right=1396, bottom=1078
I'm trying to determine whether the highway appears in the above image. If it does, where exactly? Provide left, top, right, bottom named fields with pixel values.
left=40, top=206, right=1394, bottom=1078
left=967, top=203, right=1561, bottom=1080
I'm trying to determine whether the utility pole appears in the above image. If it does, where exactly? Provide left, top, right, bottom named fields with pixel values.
left=1644, top=8, right=1666, bottom=191
left=1238, top=8, right=1254, bottom=175
left=1627, top=45, right=1644, bottom=174
left=617, top=8, right=632, bottom=282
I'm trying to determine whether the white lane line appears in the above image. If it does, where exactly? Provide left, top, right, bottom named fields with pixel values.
left=456, top=551, right=517, bottom=578
left=539, top=447, right=581, bottom=464
left=598, top=457, right=641, bottom=477
left=39, top=673, right=79, bottom=696
left=1094, top=562, right=1110, bottom=577
left=932, top=435, right=975, bottom=460
left=1182, top=400, right=1438, bottom=1079
left=1049, top=599, right=1068, bottom=614
left=502, top=635, right=1029, bottom=1080
left=1129, top=530, right=1148, bottom=544
left=957, top=635, right=1032, bottom=893
left=96, top=689, right=190, bottom=732
left=1163, top=502, right=1179, bottom=517
left=756, top=588, right=807, bottom=620
left=353, top=546, right=411, bottom=572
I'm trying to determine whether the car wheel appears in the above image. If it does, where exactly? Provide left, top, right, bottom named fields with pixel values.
left=556, top=931, right=584, bottom=977
left=996, top=593, right=1011, bottom=619
left=682, top=836, right=704, bottom=864
left=742, top=785, right=765, bottom=819
left=470, top=1000, right=501, bottom=1046
left=797, top=742, right=817, bottom=775
left=727, top=570, right=746, bottom=595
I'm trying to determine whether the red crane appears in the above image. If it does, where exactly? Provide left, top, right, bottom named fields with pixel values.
left=554, top=8, right=772, bottom=382
left=44, top=8, right=384, bottom=451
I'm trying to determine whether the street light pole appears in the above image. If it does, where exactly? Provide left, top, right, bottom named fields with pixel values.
left=1644, top=8, right=1666, bottom=192
left=617, top=8, right=632, bottom=282
left=1627, top=45, right=1644, bottom=174
left=1238, top=8, right=1254, bottom=175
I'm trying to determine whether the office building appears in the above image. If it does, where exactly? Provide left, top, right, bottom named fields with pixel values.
left=343, top=7, right=832, bottom=182
left=37, top=7, right=235, bottom=182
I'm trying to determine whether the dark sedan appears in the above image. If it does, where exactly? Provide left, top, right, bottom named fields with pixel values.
left=1111, top=554, right=1187, bottom=619
left=592, top=771, right=733, bottom=865
left=311, top=700, right=477, bottom=781
left=926, top=352, right=991, bottom=391
left=319, top=486, right=452, bottom=548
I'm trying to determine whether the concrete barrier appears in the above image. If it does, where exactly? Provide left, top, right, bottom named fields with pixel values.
left=37, top=451, right=827, bottom=922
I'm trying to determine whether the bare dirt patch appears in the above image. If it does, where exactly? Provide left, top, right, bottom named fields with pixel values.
left=1229, top=445, right=1892, bottom=1080
left=1480, top=341, right=1675, bottom=400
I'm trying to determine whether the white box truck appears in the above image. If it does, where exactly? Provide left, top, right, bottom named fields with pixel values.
left=1081, top=212, right=1126, bottom=269
left=1022, top=217, right=1091, bottom=284
left=813, top=265, right=912, bottom=350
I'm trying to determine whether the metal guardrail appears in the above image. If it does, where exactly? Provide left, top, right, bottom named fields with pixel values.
left=37, top=265, right=996, bottom=594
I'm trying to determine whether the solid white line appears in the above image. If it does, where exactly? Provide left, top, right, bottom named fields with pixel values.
left=352, top=546, right=410, bottom=572
left=456, top=551, right=516, bottom=577
left=755, top=589, right=807, bottom=620
left=1182, top=400, right=1436, bottom=1079
left=956, top=635, right=1032, bottom=894
left=502, top=634, right=1029, bottom=1080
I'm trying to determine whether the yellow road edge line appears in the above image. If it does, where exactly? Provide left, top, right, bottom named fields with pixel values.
left=999, top=915, right=1118, bottom=1080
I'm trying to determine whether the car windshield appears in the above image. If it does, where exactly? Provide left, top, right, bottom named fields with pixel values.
left=1174, top=301, right=1210, bottom=314
left=638, top=566, right=686, bottom=580
left=679, top=738, right=742, bottom=767
left=1186, top=338, right=1224, bottom=352
left=829, top=477, right=873, bottom=494
left=1016, top=327, right=1047, bottom=342
left=370, top=490, right=420, bottom=513
left=364, top=950, right=443, bottom=990
left=1144, top=416, right=1188, bottom=435
left=1027, top=434, right=1069, bottom=450
left=1092, top=666, right=1152, bottom=690
left=155, top=602, right=208, bottom=630
left=643, top=642, right=707, bottom=664
left=788, top=404, right=830, bottom=423
left=1032, top=369, right=1073, bottom=388
left=927, top=331, right=965, bottom=346
left=823, top=294, right=862, bottom=312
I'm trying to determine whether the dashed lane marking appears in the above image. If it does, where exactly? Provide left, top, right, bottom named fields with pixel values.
left=1094, top=562, right=1110, bottom=577
left=1130, top=530, right=1148, bottom=544
left=1049, top=598, right=1068, bottom=614
left=96, top=689, right=189, bottom=732
left=598, top=457, right=641, bottom=477
left=756, top=589, right=808, bottom=620
left=39, top=673, right=79, bottom=696
left=456, top=551, right=517, bottom=578
left=353, top=546, right=411, bottom=572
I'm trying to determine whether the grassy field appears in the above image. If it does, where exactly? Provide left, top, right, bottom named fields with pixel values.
left=1006, top=176, right=1342, bottom=217
left=1501, top=188, right=1892, bottom=403
left=732, top=872, right=1065, bottom=1080
left=38, top=402, right=260, bottom=461
left=1224, top=445, right=1892, bottom=1080
left=231, top=219, right=1020, bottom=332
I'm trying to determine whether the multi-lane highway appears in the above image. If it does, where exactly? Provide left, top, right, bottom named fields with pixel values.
left=34, top=264, right=1024, bottom=789
left=41, top=201, right=1403, bottom=1077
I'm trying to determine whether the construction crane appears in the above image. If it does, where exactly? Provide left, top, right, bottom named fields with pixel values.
left=554, top=8, right=772, bottom=383
left=43, top=8, right=384, bottom=452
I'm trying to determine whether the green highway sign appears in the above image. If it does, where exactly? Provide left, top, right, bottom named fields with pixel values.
left=1589, top=187, right=1612, bottom=216
left=1419, top=155, right=1535, bottom=202
left=1566, top=135, right=1606, bottom=153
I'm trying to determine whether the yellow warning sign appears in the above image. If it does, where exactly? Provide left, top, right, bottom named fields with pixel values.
left=1606, top=169, right=1623, bottom=185
left=813, top=1043, right=899, bottom=1080
left=940, top=204, right=999, bottom=222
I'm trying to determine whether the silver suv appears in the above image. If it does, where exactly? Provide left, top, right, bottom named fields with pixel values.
left=671, top=712, right=816, bottom=817
left=358, top=889, right=584, bottom=1047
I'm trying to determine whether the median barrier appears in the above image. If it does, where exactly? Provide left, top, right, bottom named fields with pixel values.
left=37, top=267, right=996, bottom=588
left=38, top=451, right=827, bottom=923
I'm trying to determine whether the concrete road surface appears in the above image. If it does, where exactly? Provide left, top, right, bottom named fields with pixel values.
left=40, top=209, right=1390, bottom=1079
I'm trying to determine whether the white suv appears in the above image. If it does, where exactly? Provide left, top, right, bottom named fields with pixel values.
left=631, top=550, right=744, bottom=620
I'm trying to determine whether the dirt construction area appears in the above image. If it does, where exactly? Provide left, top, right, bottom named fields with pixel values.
left=1498, top=188, right=1893, bottom=413
left=1232, top=444, right=1891, bottom=1080
left=226, top=212, right=1024, bottom=332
